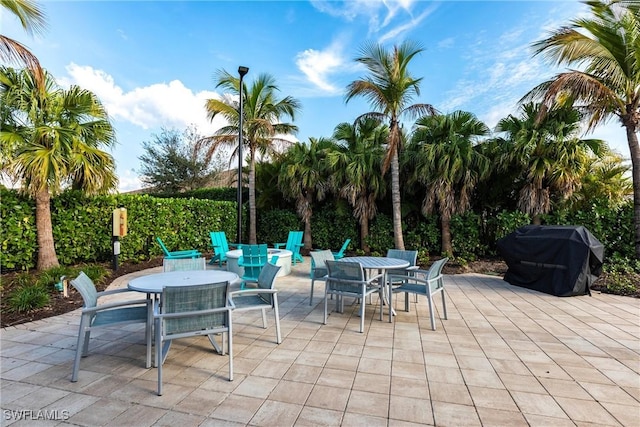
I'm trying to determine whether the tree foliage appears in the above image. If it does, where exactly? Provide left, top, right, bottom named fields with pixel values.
left=138, top=126, right=222, bottom=193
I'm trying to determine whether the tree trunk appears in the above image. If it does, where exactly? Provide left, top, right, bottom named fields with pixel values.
left=390, top=147, right=405, bottom=250
left=441, top=215, right=453, bottom=256
left=303, top=193, right=313, bottom=250
left=35, top=188, right=59, bottom=270
left=625, top=123, right=640, bottom=259
left=532, top=214, right=542, bottom=225
left=248, top=148, right=257, bottom=245
left=361, top=213, right=370, bottom=253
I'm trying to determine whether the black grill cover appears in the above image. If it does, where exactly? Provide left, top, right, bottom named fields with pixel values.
left=497, top=225, right=604, bottom=297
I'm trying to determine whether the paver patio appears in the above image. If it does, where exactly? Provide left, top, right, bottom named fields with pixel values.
left=1, top=257, right=639, bottom=426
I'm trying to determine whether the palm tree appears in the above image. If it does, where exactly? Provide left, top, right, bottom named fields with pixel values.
left=1, top=0, right=47, bottom=91
left=278, top=137, right=335, bottom=250
left=345, top=41, right=437, bottom=250
left=569, top=152, right=632, bottom=210
left=525, top=0, right=640, bottom=258
left=200, top=71, right=301, bottom=244
left=496, top=103, right=605, bottom=224
left=406, top=111, right=490, bottom=255
left=327, top=119, right=387, bottom=252
left=0, top=67, right=117, bottom=270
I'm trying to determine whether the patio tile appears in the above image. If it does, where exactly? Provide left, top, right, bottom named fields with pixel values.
left=104, top=403, right=166, bottom=426
left=232, top=375, right=278, bottom=399
left=252, top=359, right=292, bottom=379
left=175, top=388, right=227, bottom=416
left=353, top=371, right=390, bottom=394
left=358, top=356, right=391, bottom=375
left=295, top=406, right=343, bottom=426
left=600, top=401, right=640, bottom=426
left=316, top=367, right=356, bottom=389
left=390, top=376, right=430, bottom=399
left=476, top=407, right=528, bottom=426
left=555, top=396, right=622, bottom=425
left=209, top=394, right=263, bottom=424
left=511, top=390, right=568, bottom=418
left=341, top=411, right=388, bottom=427
left=468, top=385, right=518, bottom=411
left=578, top=381, right=640, bottom=405
left=461, top=368, right=504, bottom=388
left=154, top=410, right=205, bottom=427
left=268, top=379, right=313, bottom=404
left=432, top=401, right=481, bottom=426
left=282, top=364, right=322, bottom=383
left=67, top=397, right=131, bottom=426
left=498, top=372, right=547, bottom=393
left=538, top=377, right=592, bottom=399
left=429, top=381, right=473, bottom=405
left=307, top=384, right=350, bottom=411
left=346, top=389, right=389, bottom=418
left=388, top=395, right=433, bottom=424
left=249, top=400, right=303, bottom=427
left=325, top=354, right=359, bottom=371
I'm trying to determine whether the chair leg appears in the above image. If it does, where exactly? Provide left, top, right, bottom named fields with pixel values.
left=228, top=315, right=233, bottom=381
left=404, top=292, right=410, bottom=312
left=145, top=302, right=152, bottom=369
left=323, top=291, right=328, bottom=325
left=261, top=308, right=267, bottom=328
left=71, top=314, right=89, bottom=382
left=359, top=286, right=366, bottom=333
left=427, top=293, right=436, bottom=331
left=441, top=288, right=448, bottom=320
left=273, top=294, right=281, bottom=344
left=309, top=279, right=315, bottom=306
left=156, top=320, right=163, bottom=396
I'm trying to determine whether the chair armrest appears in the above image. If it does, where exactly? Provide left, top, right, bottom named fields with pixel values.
left=168, top=249, right=201, bottom=255
left=82, top=298, right=150, bottom=314
left=229, top=288, right=278, bottom=298
left=97, top=288, right=144, bottom=297
left=228, top=242, right=242, bottom=249
left=273, top=243, right=285, bottom=249
left=406, top=265, right=419, bottom=271
left=154, top=305, right=232, bottom=320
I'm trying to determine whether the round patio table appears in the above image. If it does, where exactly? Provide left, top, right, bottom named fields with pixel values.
left=128, top=270, right=239, bottom=294
left=339, top=256, right=410, bottom=322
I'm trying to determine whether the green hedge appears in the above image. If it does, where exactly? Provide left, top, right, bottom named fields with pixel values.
left=1, top=186, right=634, bottom=271
left=1, top=189, right=237, bottom=271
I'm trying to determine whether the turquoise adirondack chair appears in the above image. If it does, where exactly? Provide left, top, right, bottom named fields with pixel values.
left=274, top=231, right=304, bottom=265
left=332, top=238, right=351, bottom=260
left=209, top=231, right=241, bottom=267
left=238, top=244, right=269, bottom=289
left=156, top=237, right=201, bottom=259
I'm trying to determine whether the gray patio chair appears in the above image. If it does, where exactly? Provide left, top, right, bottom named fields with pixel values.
left=309, top=250, right=335, bottom=306
left=69, top=271, right=152, bottom=382
left=154, top=281, right=233, bottom=395
left=387, top=249, right=419, bottom=301
left=163, top=257, right=206, bottom=272
left=229, top=262, right=282, bottom=344
left=324, top=260, right=384, bottom=333
left=389, top=257, right=449, bottom=330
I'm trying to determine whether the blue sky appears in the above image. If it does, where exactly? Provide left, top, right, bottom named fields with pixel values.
left=2, top=0, right=629, bottom=192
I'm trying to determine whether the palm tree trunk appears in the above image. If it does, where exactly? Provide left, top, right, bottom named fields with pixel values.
left=303, top=193, right=313, bottom=250
left=441, top=215, right=453, bottom=256
left=248, top=148, right=257, bottom=245
left=361, top=214, right=370, bottom=253
left=625, top=123, right=640, bottom=259
left=35, top=188, right=59, bottom=270
left=390, top=147, right=405, bottom=250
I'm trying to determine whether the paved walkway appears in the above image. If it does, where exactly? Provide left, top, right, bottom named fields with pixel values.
left=1, top=258, right=639, bottom=426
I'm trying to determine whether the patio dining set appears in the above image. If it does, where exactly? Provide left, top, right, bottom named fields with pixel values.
left=68, top=231, right=449, bottom=396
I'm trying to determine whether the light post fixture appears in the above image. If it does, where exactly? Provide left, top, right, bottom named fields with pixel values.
left=237, top=65, right=249, bottom=244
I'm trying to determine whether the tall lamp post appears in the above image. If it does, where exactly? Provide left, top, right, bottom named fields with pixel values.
left=237, top=66, right=249, bottom=244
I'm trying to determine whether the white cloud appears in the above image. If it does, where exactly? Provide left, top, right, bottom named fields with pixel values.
left=294, top=38, right=349, bottom=95
left=311, top=0, right=429, bottom=41
left=378, top=3, right=438, bottom=44
left=59, top=63, right=227, bottom=134
left=117, top=169, right=144, bottom=193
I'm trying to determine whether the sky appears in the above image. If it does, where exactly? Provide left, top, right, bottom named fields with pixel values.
left=1, top=0, right=631, bottom=192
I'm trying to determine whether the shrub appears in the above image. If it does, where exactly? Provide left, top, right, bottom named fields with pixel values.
left=7, top=284, right=50, bottom=313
